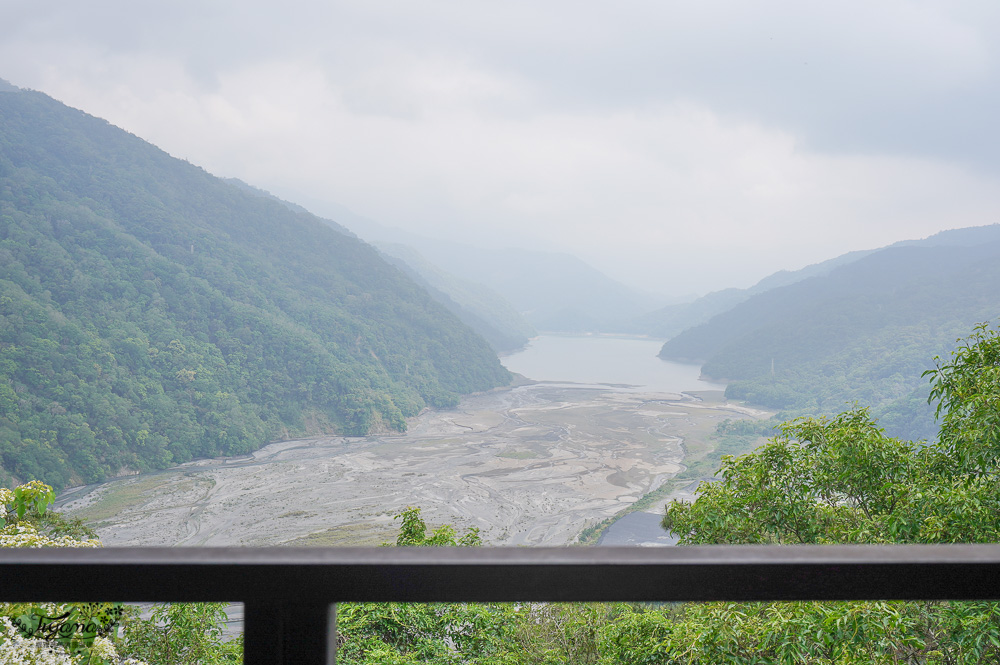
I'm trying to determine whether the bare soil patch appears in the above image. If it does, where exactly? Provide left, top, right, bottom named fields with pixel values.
left=57, top=384, right=760, bottom=546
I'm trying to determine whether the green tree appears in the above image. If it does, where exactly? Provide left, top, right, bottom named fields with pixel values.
left=655, top=323, right=1000, bottom=663
left=664, top=324, right=1000, bottom=546
left=338, top=509, right=504, bottom=665
left=0, top=481, right=118, bottom=664
left=0, top=481, right=239, bottom=665
left=391, top=507, right=481, bottom=547
left=119, top=603, right=241, bottom=665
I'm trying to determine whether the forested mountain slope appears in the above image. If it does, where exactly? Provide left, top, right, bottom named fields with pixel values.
left=225, top=180, right=534, bottom=352
left=632, top=248, right=874, bottom=339
left=0, top=83, right=510, bottom=488
left=659, top=230, right=1000, bottom=439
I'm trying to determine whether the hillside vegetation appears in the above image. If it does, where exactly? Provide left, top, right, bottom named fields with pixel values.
left=226, top=180, right=534, bottom=352
left=631, top=248, right=874, bottom=338
left=659, top=229, right=1000, bottom=439
left=0, top=84, right=510, bottom=489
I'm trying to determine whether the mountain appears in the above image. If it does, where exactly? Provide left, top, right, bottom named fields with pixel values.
left=336, top=212, right=658, bottom=333
left=891, top=224, right=1000, bottom=249
left=422, top=246, right=657, bottom=332
left=658, top=225, right=1000, bottom=439
left=221, top=181, right=534, bottom=352
left=632, top=249, right=875, bottom=339
left=374, top=243, right=535, bottom=352
left=0, top=81, right=510, bottom=488
left=223, top=177, right=358, bottom=239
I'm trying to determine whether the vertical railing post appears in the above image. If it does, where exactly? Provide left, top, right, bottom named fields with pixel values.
left=244, top=599, right=335, bottom=665
left=243, top=601, right=281, bottom=665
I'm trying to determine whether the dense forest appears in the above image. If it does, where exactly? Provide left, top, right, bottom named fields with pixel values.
left=631, top=248, right=874, bottom=339
left=659, top=227, right=1000, bottom=440
left=227, top=180, right=535, bottom=352
left=0, top=85, right=510, bottom=489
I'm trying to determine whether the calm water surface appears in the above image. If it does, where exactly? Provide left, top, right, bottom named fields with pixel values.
left=503, top=335, right=719, bottom=546
left=501, top=334, right=724, bottom=392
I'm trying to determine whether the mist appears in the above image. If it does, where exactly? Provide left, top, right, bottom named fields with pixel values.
left=5, top=0, right=1000, bottom=295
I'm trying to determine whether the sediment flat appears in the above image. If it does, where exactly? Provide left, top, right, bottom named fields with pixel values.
left=56, top=383, right=764, bottom=547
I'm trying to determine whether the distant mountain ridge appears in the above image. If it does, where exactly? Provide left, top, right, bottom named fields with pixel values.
left=658, top=224, right=1000, bottom=440
left=0, top=84, right=510, bottom=488
left=223, top=179, right=533, bottom=351
left=631, top=248, right=876, bottom=339
left=337, top=211, right=660, bottom=333
left=374, top=242, right=536, bottom=352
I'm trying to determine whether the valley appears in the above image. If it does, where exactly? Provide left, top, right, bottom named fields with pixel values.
left=56, top=375, right=765, bottom=547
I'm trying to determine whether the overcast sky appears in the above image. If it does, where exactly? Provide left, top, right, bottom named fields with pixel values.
left=3, top=0, right=1000, bottom=296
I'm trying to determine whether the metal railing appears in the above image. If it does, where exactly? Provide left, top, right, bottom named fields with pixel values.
left=3, top=545, right=1000, bottom=664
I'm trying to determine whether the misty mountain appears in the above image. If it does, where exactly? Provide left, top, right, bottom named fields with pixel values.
left=335, top=210, right=659, bottom=332
left=0, top=82, right=510, bottom=488
left=659, top=225, right=1000, bottom=440
left=220, top=180, right=534, bottom=352
left=375, top=243, right=535, bottom=352
left=632, top=248, right=876, bottom=339
left=223, top=177, right=356, bottom=238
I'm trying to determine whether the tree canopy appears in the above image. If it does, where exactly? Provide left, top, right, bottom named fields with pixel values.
left=0, top=85, right=510, bottom=489
left=663, top=323, right=1000, bottom=545
left=650, top=323, right=1000, bottom=663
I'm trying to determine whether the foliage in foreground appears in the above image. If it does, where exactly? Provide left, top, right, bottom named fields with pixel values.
left=0, top=481, right=240, bottom=665
left=656, top=323, right=1000, bottom=662
left=8, top=324, right=1000, bottom=663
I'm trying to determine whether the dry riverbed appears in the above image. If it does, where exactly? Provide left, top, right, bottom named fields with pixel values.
left=56, top=382, right=766, bottom=547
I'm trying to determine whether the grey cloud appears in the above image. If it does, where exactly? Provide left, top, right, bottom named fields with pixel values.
left=12, top=0, right=998, bottom=167
left=3, top=0, right=999, bottom=295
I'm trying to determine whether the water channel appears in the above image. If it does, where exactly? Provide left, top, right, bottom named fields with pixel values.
left=501, top=335, right=723, bottom=546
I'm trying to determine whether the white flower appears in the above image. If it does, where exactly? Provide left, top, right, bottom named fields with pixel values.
left=0, top=524, right=100, bottom=549
left=0, top=616, right=74, bottom=665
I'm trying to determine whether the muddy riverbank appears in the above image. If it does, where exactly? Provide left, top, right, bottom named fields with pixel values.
left=56, top=382, right=765, bottom=547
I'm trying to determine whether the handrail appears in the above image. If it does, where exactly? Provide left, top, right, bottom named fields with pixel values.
left=4, top=545, right=1000, bottom=664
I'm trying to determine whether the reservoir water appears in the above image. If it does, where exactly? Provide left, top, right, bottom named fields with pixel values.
left=501, top=335, right=723, bottom=546
left=501, top=335, right=725, bottom=392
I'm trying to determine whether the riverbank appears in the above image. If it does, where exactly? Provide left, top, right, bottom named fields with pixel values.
left=56, top=382, right=766, bottom=547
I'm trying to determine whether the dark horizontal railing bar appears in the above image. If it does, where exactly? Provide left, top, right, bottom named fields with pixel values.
left=4, top=544, right=1000, bottom=603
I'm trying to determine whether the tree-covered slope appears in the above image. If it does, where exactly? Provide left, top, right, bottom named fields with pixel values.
left=0, top=84, right=510, bottom=488
left=659, top=233, right=1000, bottom=439
left=224, top=180, right=535, bottom=351
left=631, top=248, right=874, bottom=339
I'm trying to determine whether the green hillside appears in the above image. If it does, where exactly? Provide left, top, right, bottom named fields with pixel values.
left=0, top=83, right=510, bottom=489
left=631, top=248, right=874, bottom=339
left=224, top=180, right=534, bottom=351
left=659, top=234, right=1000, bottom=440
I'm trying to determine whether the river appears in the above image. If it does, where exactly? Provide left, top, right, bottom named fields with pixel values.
left=502, top=335, right=721, bottom=546
left=58, top=335, right=751, bottom=548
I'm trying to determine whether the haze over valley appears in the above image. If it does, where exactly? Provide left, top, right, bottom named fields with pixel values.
left=6, top=4, right=1000, bottom=661
left=1, top=74, right=998, bottom=551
